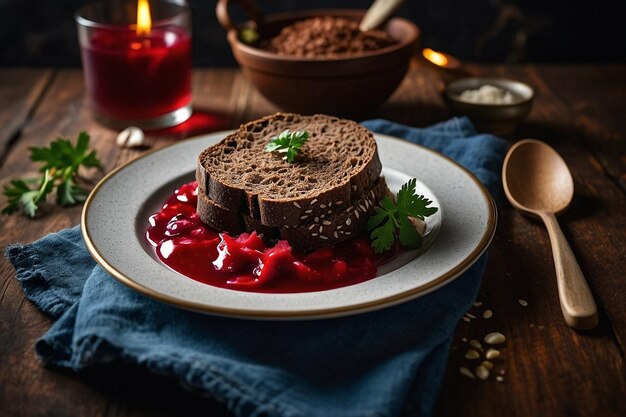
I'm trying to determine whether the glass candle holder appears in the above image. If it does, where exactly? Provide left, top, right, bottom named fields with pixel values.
left=76, top=0, right=192, bottom=130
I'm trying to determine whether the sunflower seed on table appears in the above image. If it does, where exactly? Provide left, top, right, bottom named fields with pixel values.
left=116, top=126, right=146, bottom=148
left=484, top=332, right=506, bottom=345
left=475, top=365, right=490, bottom=380
left=460, top=367, right=475, bottom=379
left=518, top=299, right=529, bottom=307
left=465, top=349, right=480, bottom=359
left=481, top=360, right=494, bottom=370
left=483, top=309, right=493, bottom=319
left=486, top=348, right=500, bottom=359
left=469, top=339, right=482, bottom=349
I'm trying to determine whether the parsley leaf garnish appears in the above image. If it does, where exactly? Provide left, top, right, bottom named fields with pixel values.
left=2, top=132, right=102, bottom=218
left=367, top=178, right=438, bottom=253
left=264, top=129, right=310, bottom=163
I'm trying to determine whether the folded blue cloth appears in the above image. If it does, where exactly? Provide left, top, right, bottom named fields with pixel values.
left=6, top=117, right=507, bottom=417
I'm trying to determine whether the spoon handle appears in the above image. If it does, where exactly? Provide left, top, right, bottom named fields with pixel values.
left=539, top=212, right=598, bottom=330
left=359, top=0, right=405, bottom=31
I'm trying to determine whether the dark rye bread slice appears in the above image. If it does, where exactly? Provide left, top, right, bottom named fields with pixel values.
left=197, top=177, right=390, bottom=252
left=196, top=113, right=382, bottom=227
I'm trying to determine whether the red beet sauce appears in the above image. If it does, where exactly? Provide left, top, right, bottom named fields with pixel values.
left=145, top=182, right=394, bottom=293
left=82, top=28, right=191, bottom=120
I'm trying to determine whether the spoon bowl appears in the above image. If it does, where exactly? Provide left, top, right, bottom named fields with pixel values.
left=502, top=139, right=598, bottom=330
left=503, top=139, right=574, bottom=216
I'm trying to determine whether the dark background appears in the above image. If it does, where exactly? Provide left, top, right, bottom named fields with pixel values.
left=1, top=0, right=625, bottom=67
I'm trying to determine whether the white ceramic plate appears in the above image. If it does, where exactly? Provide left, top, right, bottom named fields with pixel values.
left=82, top=132, right=496, bottom=320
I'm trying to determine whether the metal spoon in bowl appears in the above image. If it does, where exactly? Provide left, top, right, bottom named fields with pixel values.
left=359, top=0, right=405, bottom=31
left=502, top=139, right=598, bottom=330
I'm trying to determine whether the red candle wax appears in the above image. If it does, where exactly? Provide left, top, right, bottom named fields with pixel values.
left=81, top=27, right=191, bottom=120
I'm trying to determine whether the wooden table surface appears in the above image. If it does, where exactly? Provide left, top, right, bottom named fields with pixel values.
left=0, top=63, right=624, bottom=417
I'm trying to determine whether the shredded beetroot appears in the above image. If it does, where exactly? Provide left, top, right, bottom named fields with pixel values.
left=146, top=181, right=394, bottom=293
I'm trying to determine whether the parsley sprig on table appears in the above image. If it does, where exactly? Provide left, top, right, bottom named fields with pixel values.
left=2, top=132, right=102, bottom=218
left=264, top=129, right=310, bottom=163
left=367, top=178, right=438, bottom=253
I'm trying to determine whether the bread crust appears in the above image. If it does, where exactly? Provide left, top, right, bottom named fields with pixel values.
left=196, top=113, right=382, bottom=227
left=197, top=178, right=390, bottom=252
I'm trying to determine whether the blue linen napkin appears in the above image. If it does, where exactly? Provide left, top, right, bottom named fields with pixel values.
left=6, top=117, right=507, bottom=417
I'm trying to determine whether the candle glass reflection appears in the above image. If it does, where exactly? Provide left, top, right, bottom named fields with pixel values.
left=76, top=0, right=192, bottom=129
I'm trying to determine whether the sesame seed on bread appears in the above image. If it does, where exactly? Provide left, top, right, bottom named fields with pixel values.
left=197, top=177, right=390, bottom=252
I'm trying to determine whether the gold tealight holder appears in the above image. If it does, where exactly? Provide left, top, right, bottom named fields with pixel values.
left=421, top=48, right=469, bottom=84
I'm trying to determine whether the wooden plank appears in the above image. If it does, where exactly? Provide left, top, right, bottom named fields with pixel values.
left=479, top=65, right=626, bottom=350
left=0, top=69, right=242, bottom=417
left=0, top=69, right=53, bottom=163
left=436, top=210, right=626, bottom=417
left=376, top=59, right=451, bottom=126
left=0, top=69, right=119, bottom=417
left=435, top=65, right=626, bottom=417
left=239, top=73, right=279, bottom=123
left=1, top=66, right=625, bottom=417
left=192, top=69, right=250, bottom=129
left=535, top=65, right=626, bottom=192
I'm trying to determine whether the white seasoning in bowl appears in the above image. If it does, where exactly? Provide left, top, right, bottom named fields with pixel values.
left=458, top=85, right=518, bottom=105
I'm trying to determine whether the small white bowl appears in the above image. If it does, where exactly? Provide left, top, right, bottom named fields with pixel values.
left=444, top=77, right=534, bottom=135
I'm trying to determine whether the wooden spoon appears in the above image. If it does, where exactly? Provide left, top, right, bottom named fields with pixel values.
left=502, top=139, right=598, bottom=330
left=359, top=0, right=405, bottom=31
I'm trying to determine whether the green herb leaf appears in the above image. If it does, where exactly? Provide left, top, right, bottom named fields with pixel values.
left=2, top=132, right=101, bottom=217
left=264, top=129, right=310, bottom=163
left=370, top=216, right=396, bottom=253
left=2, top=170, right=55, bottom=217
left=30, top=132, right=102, bottom=172
left=2, top=179, right=32, bottom=215
left=56, top=177, right=88, bottom=206
left=398, top=215, right=423, bottom=249
left=367, top=178, right=438, bottom=253
left=396, top=178, right=438, bottom=220
left=239, top=27, right=259, bottom=45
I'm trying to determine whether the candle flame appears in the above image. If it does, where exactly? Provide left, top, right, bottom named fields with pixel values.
left=137, top=0, right=152, bottom=35
left=423, top=48, right=448, bottom=67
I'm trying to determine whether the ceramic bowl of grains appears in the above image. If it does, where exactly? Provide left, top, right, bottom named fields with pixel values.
left=216, top=0, right=420, bottom=116
left=444, top=77, right=534, bottom=135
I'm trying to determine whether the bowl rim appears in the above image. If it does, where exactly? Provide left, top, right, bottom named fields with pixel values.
left=444, top=77, right=535, bottom=108
left=227, top=9, right=420, bottom=63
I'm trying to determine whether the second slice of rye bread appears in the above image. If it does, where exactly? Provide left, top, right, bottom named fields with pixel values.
left=197, top=177, right=391, bottom=252
left=196, top=113, right=382, bottom=227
